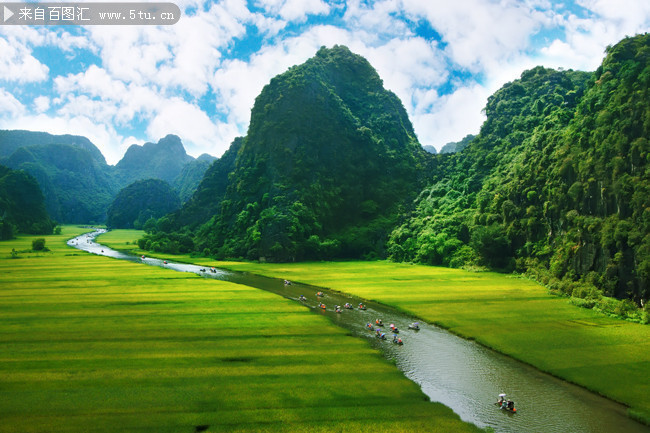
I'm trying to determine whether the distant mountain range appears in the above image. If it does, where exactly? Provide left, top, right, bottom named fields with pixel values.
left=0, top=131, right=215, bottom=223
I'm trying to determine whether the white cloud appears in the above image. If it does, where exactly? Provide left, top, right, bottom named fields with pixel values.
left=254, top=0, right=330, bottom=22
left=401, top=0, right=552, bottom=73
left=343, top=0, right=409, bottom=41
left=0, top=89, right=25, bottom=117
left=412, top=84, right=490, bottom=151
left=0, top=36, right=49, bottom=83
left=33, top=96, right=50, bottom=113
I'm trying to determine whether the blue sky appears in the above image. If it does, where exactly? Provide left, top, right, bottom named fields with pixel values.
left=1, top=0, right=649, bottom=164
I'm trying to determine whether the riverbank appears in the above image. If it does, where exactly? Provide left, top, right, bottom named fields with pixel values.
left=0, top=227, right=483, bottom=433
left=100, top=229, right=649, bottom=425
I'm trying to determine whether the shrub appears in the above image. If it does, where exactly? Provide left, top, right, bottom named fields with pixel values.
left=32, top=238, right=46, bottom=251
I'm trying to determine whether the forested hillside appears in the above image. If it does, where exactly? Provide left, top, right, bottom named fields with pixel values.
left=144, top=45, right=428, bottom=260
left=0, top=165, right=54, bottom=239
left=0, top=132, right=213, bottom=223
left=388, top=34, right=649, bottom=304
left=2, top=143, right=117, bottom=223
left=107, top=179, right=181, bottom=229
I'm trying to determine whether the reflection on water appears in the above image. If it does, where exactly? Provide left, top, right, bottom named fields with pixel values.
left=70, top=230, right=650, bottom=433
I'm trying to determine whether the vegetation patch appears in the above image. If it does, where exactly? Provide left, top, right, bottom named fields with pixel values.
left=0, top=228, right=482, bottom=433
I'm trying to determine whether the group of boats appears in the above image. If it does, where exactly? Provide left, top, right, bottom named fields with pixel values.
left=295, top=284, right=518, bottom=414
left=296, top=288, right=423, bottom=347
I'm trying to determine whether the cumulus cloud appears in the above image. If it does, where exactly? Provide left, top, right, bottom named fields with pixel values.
left=33, top=96, right=50, bottom=113
left=0, top=89, right=25, bottom=117
left=0, top=35, right=49, bottom=83
left=412, top=84, right=490, bottom=150
left=254, top=0, right=330, bottom=22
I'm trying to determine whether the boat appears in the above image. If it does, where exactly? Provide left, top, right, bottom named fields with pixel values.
left=316, top=291, right=324, bottom=297
left=496, top=394, right=517, bottom=413
left=408, top=322, right=420, bottom=330
left=392, top=335, right=403, bottom=345
left=344, top=303, right=353, bottom=309
left=358, top=303, right=367, bottom=310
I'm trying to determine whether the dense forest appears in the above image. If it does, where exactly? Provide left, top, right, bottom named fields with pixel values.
left=106, top=179, right=181, bottom=229
left=0, top=165, right=54, bottom=239
left=388, top=34, right=649, bottom=305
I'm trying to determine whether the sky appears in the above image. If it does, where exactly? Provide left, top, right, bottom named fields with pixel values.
left=1, top=0, right=649, bottom=164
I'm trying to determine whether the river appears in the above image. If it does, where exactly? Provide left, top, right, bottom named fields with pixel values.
left=69, top=230, right=649, bottom=433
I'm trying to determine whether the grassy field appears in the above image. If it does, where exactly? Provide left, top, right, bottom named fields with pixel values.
left=0, top=228, right=483, bottom=433
left=117, top=255, right=650, bottom=423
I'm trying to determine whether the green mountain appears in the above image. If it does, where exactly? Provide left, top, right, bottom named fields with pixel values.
left=2, top=143, right=117, bottom=223
left=150, top=45, right=428, bottom=261
left=388, top=34, right=650, bottom=304
left=115, top=135, right=194, bottom=185
left=165, top=137, right=242, bottom=231
left=0, top=130, right=106, bottom=164
left=0, top=164, right=54, bottom=239
left=107, top=179, right=181, bottom=229
left=0, top=132, right=213, bottom=223
left=422, top=145, right=437, bottom=154
left=439, top=134, right=475, bottom=154
left=173, top=153, right=217, bottom=203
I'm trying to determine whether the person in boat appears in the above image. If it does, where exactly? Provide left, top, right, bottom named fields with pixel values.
left=393, top=335, right=403, bottom=345
left=358, top=303, right=366, bottom=310
left=408, top=322, right=420, bottom=330
left=299, top=295, right=306, bottom=301
left=376, top=319, right=383, bottom=326
left=163, top=260, right=168, bottom=264
left=366, top=323, right=374, bottom=330
left=316, top=291, right=324, bottom=297
left=319, top=303, right=326, bottom=310
left=390, top=324, right=399, bottom=333
left=284, top=279, right=291, bottom=285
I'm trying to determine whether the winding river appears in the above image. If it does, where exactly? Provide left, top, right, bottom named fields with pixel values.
left=69, top=230, right=650, bottom=433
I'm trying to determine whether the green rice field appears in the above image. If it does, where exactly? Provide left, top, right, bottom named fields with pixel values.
left=119, top=254, right=650, bottom=423
left=0, top=228, right=482, bottom=433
